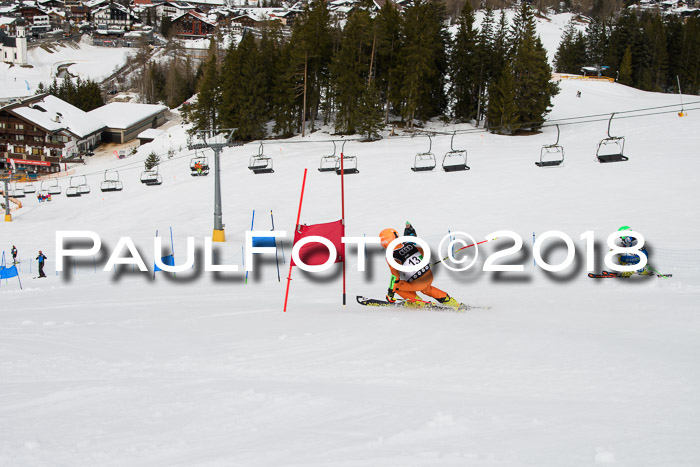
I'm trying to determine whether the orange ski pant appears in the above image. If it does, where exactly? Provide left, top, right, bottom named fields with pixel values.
left=393, top=273, right=448, bottom=301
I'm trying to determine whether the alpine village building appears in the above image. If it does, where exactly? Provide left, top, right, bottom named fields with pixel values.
left=0, top=94, right=105, bottom=174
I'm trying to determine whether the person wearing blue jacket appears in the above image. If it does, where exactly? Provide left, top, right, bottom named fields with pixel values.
left=36, top=251, right=47, bottom=278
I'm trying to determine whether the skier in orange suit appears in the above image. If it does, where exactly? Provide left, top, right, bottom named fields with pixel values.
left=379, top=228, right=459, bottom=309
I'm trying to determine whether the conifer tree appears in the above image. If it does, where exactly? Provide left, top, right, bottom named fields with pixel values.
left=145, top=151, right=160, bottom=170
left=272, top=43, right=299, bottom=136
left=374, top=0, right=402, bottom=123
left=554, top=20, right=588, bottom=73
left=286, top=0, right=333, bottom=134
left=475, top=8, right=496, bottom=124
left=618, top=45, right=633, bottom=85
left=586, top=17, right=609, bottom=66
left=396, top=0, right=448, bottom=126
left=509, top=2, right=558, bottom=130
left=194, top=39, right=221, bottom=131
left=331, top=10, right=380, bottom=135
left=355, top=84, right=384, bottom=139
left=232, top=33, right=268, bottom=140
left=450, top=1, right=480, bottom=122
left=643, top=14, right=668, bottom=92
left=161, top=15, right=172, bottom=38
left=486, top=65, right=519, bottom=134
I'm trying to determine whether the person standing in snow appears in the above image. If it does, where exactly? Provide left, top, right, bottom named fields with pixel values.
left=379, top=228, right=460, bottom=309
left=36, top=250, right=47, bottom=278
left=404, top=222, right=417, bottom=238
left=11, top=245, right=18, bottom=263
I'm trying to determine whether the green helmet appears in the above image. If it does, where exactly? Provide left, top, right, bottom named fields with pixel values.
left=618, top=225, right=632, bottom=240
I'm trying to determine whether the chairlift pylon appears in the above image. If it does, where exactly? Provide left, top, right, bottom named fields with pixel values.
left=319, top=141, right=338, bottom=172
left=100, top=170, right=123, bottom=192
left=335, top=140, right=359, bottom=175
left=190, top=150, right=210, bottom=176
left=412, top=135, right=437, bottom=172
left=248, top=142, right=274, bottom=174
left=140, top=165, right=163, bottom=185
left=536, top=124, right=565, bottom=167
left=442, top=132, right=470, bottom=172
left=596, top=113, right=628, bottom=163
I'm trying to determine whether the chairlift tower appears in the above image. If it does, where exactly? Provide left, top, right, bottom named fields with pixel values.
left=187, top=129, right=241, bottom=242
left=1, top=173, right=20, bottom=222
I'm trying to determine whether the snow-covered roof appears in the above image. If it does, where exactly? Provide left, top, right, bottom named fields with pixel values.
left=87, top=102, right=167, bottom=130
left=186, top=0, right=225, bottom=6
left=12, top=95, right=106, bottom=139
left=83, top=0, right=109, bottom=9
left=173, top=9, right=218, bottom=25
left=138, top=128, right=164, bottom=139
left=93, top=2, right=133, bottom=14
left=0, top=16, right=17, bottom=26
left=162, top=1, right=195, bottom=8
left=333, top=5, right=354, bottom=13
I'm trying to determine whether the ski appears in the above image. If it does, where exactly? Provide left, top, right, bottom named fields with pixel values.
left=588, top=271, right=619, bottom=278
left=588, top=270, right=671, bottom=279
left=356, top=295, right=490, bottom=311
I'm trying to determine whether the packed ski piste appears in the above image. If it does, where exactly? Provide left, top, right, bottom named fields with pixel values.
left=2, top=15, right=700, bottom=467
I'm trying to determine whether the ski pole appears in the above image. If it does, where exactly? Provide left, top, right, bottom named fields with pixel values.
left=648, top=265, right=671, bottom=279
left=431, top=237, right=498, bottom=267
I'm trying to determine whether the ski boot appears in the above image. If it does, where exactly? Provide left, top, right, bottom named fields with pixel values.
left=437, top=294, right=461, bottom=310
left=619, top=271, right=634, bottom=278
left=403, top=295, right=426, bottom=308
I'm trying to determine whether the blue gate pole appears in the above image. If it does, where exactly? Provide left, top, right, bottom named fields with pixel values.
left=245, top=210, right=255, bottom=284
left=271, top=210, right=280, bottom=282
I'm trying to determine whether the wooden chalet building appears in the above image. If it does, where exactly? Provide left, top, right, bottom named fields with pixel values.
left=171, top=10, right=217, bottom=37
left=0, top=94, right=105, bottom=174
left=92, top=3, right=139, bottom=30
left=231, top=13, right=260, bottom=30
left=17, top=4, right=49, bottom=24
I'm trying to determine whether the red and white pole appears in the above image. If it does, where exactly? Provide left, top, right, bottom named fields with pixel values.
left=283, top=168, right=308, bottom=312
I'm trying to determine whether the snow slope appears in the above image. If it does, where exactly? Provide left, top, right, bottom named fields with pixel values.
left=0, top=39, right=133, bottom=99
left=1, top=79, right=699, bottom=466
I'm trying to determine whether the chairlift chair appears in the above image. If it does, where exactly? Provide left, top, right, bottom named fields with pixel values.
left=47, top=178, right=62, bottom=195
left=412, top=135, right=437, bottom=172
left=39, top=180, right=52, bottom=196
left=8, top=182, right=25, bottom=198
left=248, top=142, right=274, bottom=174
left=23, top=182, right=37, bottom=194
left=140, top=166, right=163, bottom=186
left=71, top=175, right=90, bottom=195
left=190, top=152, right=210, bottom=176
left=319, top=141, right=339, bottom=172
left=536, top=124, right=565, bottom=167
left=442, top=132, right=470, bottom=172
left=596, top=113, right=628, bottom=163
left=66, top=185, right=81, bottom=197
left=100, top=170, right=123, bottom=192
left=335, top=141, right=359, bottom=175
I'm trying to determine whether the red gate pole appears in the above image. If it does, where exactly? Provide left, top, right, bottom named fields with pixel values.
left=340, top=146, right=347, bottom=307
left=283, top=168, right=308, bottom=312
